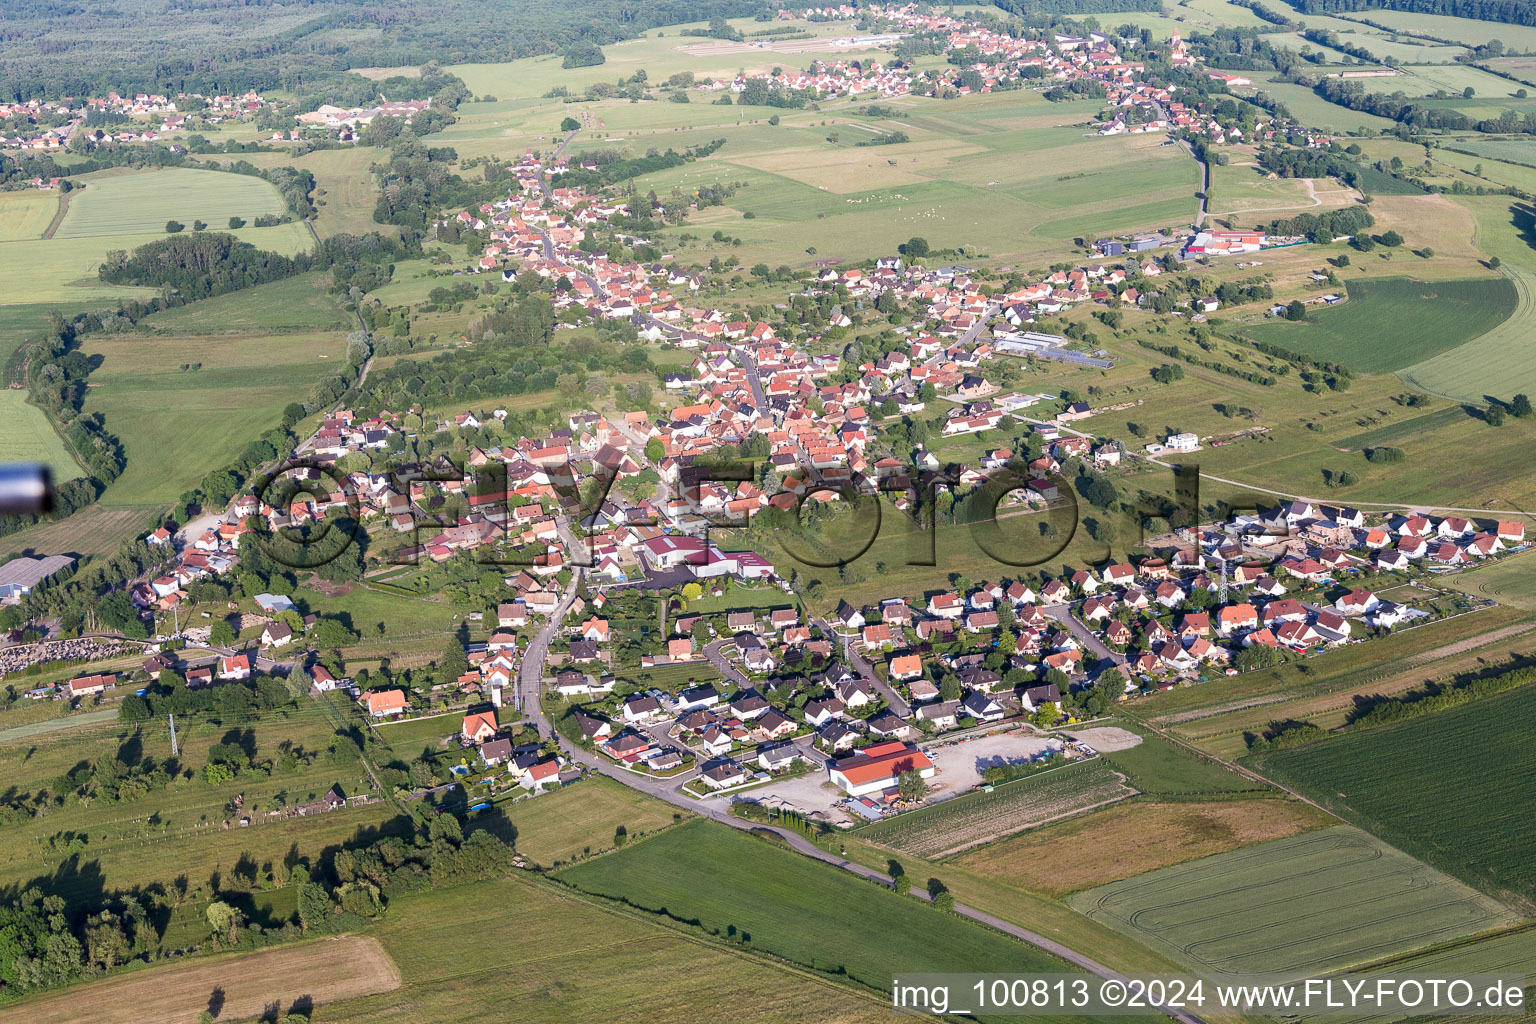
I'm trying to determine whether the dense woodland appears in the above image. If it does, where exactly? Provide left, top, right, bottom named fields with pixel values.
left=1294, top=0, right=1536, bottom=28
left=0, top=0, right=768, bottom=102
left=98, top=231, right=418, bottom=298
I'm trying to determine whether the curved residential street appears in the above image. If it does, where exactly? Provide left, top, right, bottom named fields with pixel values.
left=516, top=575, right=1207, bottom=1024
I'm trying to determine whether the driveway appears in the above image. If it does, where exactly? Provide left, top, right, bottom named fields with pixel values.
left=702, top=768, right=856, bottom=825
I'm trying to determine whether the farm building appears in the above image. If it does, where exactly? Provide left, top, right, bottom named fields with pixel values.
left=827, top=740, right=935, bottom=797
left=0, top=554, right=75, bottom=602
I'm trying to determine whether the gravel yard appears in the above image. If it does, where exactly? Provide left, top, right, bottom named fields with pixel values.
left=1065, top=726, right=1143, bottom=753
left=923, top=729, right=1064, bottom=797
left=706, top=771, right=858, bottom=825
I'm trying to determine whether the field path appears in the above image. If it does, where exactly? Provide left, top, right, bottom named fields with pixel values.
left=0, top=935, right=401, bottom=1024
left=40, top=190, right=69, bottom=240
left=1209, top=177, right=1355, bottom=218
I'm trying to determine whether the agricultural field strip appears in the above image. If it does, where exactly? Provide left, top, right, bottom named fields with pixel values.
left=1070, top=826, right=1519, bottom=977
left=1246, top=684, right=1536, bottom=907
left=1398, top=265, right=1536, bottom=403
left=1151, top=618, right=1536, bottom=728
left=0, top=935, right=401, bottom=1024
left=856, top=759, right=1137, bottom=859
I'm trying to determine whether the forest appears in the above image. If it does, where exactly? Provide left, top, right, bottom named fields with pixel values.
left=0, top=0, right=768, bottom=102
left=1294, top=0, right=1536, bottom=28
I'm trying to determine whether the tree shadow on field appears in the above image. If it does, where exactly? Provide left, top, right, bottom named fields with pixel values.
left=1509, top=202, right=1536, bottom=258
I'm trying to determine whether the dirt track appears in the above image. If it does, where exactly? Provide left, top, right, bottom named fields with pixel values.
left=0, top=935, right=401, bottom=1024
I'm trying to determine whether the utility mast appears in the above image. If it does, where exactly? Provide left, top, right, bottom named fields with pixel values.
left=168, top=713, right=178, bottom=756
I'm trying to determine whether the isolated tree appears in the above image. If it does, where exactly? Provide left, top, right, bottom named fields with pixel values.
left=1285, top=299, right=1306, bottom=321
left=438, top=638, right=469, bottom=683
left=897, top=770, right=928, bottom=802
left=1032, top=701, right=1062, bottom=728
left=205, top=900, right=240, bottom=944
left=165, top=220, right=184, bottom=233
left=229, top=216, right=246, bottom=229
left=901, top=236, right=930, bottom=259
left=1487, top=404, right=1507, bottom=427
left=1511, top=393, right=1533, bottom=418
left=560, top=116, right=580, bottom=132
left=939, top=674, right=961, bottom=703
left=1490, top=256, right=1503, bottom=270
left=1379, top=230, right=1403, bottom=247
left=210, top=617, right=237, bottom=647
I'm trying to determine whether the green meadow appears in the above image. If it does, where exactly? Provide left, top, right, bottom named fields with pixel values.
left=199, top=147, right=386, bottom=238
left=84, top=329, right=347, bottom=503
left=321, top=871, right=903, bottom=1024
left=0, top=391, right=82, bottom=481
left=57, top=167, right=288, bottom=238
left=0, top=190, right=59, bottom=241
left=1248, top=684, right=1536, bottom=906
left=1071, top=826, right=1518, bottom=977
left=1244, top=276, right=1516, bottom=374
left=557, top=817, right=1117, bottom=1015
left=140, top=272, right=351, bottom=333
left=0, top=223, right=311, bottom=306
left=1230, top=73, right=1397, bottom=133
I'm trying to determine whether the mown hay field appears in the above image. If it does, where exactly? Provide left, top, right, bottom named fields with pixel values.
left=482, top=775, right=688, bottom=869
left=1244, top=276, right=1516, bottom=375
left=324, top=868, right=910, bottom=1024
left=84, top=328, right=347, bottom=504
left=1443, top=552, right=1536, bottom=610
left=56, top=168, right=287, bottom=238
left=955, top=798, right=1332, bottom=896
left=1398, top=266, right=1536, bottom=402
left=0, top=935, right=401, bottom=1024
left=0, top=503, right=154, bottom=560
left=0, top=390, right=81, bottom=481
left=1070, top=826, right=1519, bottom=977
left=0, top=222, right=311, bottom=305
left=0, top=190, right=59, bottom=241
left=141, top=272, right=350, bottom=333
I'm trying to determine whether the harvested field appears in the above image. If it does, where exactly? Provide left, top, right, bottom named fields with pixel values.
left=0, top=503, right=156, bottom=560
left=0, top=935, right=401, bottom=1024
left=856, top=759, right=1137, bottom=858
left=954, top=799, right=1332, bottom=896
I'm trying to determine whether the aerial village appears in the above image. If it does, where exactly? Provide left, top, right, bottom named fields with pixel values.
left=3, top=3, right=1501, bottom=821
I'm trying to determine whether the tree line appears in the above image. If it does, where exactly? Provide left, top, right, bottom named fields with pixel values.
left=1293, top=0, right=1536, bottom=29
